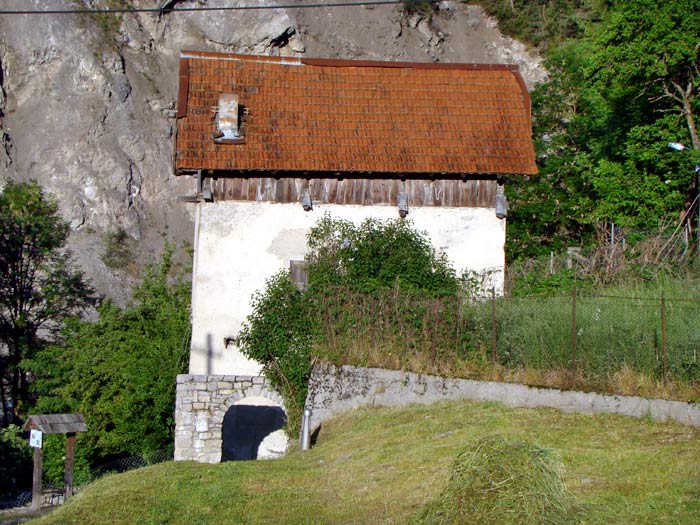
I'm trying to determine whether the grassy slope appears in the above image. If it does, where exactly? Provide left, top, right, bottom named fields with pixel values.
left=31, top=400, right=700, bottom=525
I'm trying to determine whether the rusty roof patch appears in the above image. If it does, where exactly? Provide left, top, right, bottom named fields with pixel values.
left=175, top=51, right=537, bottom=177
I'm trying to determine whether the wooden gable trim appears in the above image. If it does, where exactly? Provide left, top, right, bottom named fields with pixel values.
left=210, top=176, right=499, bottom=208
left=177, top=57, right=190, bottom=119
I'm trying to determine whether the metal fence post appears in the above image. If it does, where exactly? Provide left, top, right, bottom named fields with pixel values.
left=661, top=290, right=668, bottom=381
left=491, top=287, right=497, bottom=365
left=571, top=287, right=577, bottom=388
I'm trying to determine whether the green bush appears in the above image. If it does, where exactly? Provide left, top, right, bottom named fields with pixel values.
left=239, top=215, right=465, bottom=432
left=0, top=424, right=32, bottom=494
left=27, top=245, right=190, bottom=468
left=238, top=272, right=316, bottom=433
left=306, top=215, right=459, bottom=297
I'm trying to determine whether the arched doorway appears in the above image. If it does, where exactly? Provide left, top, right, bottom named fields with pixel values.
left=221, top=396, right=287, bottom=461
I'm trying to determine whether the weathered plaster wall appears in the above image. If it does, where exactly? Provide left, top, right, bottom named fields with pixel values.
left=189, top=200, right=505, bottom=376
left=305, top=363, right=700, bottom=432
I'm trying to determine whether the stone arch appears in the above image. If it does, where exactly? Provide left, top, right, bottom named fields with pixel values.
left=173, top=374, right=288, bottom=463
left=210, top=379, right=287, bottom=462
left=220, top=396, right=287, bottom=461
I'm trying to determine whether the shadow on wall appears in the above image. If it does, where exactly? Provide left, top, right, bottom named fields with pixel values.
left=221, top=403, right=287, bottom=461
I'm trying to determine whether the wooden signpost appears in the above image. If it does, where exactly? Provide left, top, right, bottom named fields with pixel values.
left=24, top=413, right=87, bottom=510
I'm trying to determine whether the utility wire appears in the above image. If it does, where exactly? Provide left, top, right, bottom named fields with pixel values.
left=0, top=0, right=410, bottom=15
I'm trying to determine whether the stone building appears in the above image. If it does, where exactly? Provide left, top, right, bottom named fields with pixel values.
left=172, top=51, right=536, bottom=463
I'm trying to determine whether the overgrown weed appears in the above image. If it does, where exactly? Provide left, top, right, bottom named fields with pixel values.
left=241, top=217, right=700, bottom=431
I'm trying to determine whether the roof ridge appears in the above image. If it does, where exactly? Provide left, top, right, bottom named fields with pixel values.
left=179, top=50, right=520, bottom=72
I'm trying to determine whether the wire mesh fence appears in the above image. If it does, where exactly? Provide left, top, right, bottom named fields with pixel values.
left=0, top=449, right=173, bottom=511
left=312, top=284, right=700, bottom=393
left=482, top=289, right=700, bottom=388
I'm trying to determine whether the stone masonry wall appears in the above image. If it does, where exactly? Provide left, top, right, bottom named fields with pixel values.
left=305, top=363, right=700, bottom=433
left=174, top=374, right=285, bottom=463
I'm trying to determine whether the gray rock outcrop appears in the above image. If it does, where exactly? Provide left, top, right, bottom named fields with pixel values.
left=0, top=0, right=544, bottom=301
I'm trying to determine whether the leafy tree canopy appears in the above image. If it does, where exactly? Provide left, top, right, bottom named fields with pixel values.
left=27, top=246, right=191, bottom=466
left=0, top=180, right=94, bottom=425
left=503, top=0, right=700, bottom=260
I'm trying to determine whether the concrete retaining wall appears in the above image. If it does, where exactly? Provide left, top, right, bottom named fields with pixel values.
left=305, top=363, right=700, bottom=431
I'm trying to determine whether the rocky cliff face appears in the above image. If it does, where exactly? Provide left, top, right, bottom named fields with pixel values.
left=0, top=0, right=544, bottom=301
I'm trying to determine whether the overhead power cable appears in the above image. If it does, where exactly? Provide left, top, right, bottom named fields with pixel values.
left=0, top=0, right=411, bottom=15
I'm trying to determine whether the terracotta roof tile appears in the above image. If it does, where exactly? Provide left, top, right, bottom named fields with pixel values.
left=176, top=51, right=537, bottom=176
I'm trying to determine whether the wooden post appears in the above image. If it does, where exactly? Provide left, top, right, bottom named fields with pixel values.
left=64, top=433, right=76, bottom=501
left=661, top=291, right=668, bottom=381
left=491, top=287, right=497, bottom=364
left=32, top=446, right=43, bottom=510
left=571, top=287, right=577, bottom=388
left=24, top=413, right=87, bottom=509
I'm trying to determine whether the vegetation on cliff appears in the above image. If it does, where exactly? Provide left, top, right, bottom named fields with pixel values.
left=476, top=0, right=700, bottom=260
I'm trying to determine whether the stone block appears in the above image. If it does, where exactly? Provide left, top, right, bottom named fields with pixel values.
left=176, top=412, right=195, bottom=425
left=174, top=435, right=191, bottom=449
left=250, top=385, right=263, bottom=397
left=176, top=383, right=193, bottom=394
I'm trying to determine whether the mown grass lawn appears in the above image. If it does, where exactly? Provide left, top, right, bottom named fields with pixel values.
left=30, top=400, right=700, bottom=524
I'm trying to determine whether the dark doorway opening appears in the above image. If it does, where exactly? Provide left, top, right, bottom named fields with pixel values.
left=221, top=403, right=286, bottom=461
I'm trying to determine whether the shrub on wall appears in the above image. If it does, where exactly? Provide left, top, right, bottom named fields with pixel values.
left=306, top=215, right=459, bottom=297
left=239, top=215, right=465, bottom=433
left=237, top=271, right=316, bottom=433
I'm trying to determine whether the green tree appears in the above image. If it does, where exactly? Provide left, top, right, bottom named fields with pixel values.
left=239, top=216, right=463, bottom=432
left=506, top=1, right=700, bottom=259
left=0, top=180, right=94, bottom=425
left=507, top=41, right=597, bottom=259
left=583, top=0, right=700, bottom=226
left=306, top=215, right=459, bottom=296
left=28, top=246, right=191, bottom=464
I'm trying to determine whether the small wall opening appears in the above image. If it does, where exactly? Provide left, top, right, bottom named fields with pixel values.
left=221, top=397, right=287, bottom=461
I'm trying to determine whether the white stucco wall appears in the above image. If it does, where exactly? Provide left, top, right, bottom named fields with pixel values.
left=189, top=201, right=505, bottom=376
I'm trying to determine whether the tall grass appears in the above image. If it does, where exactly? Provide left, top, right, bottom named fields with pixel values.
left=311, top=278, right=700, bottom=401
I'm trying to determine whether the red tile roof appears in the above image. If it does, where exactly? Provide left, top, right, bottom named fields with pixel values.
left=175, top=51, right=537, bottom=176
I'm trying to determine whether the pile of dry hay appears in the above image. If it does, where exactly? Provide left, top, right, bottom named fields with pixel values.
left=417, top=435, right=574, bottom=524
